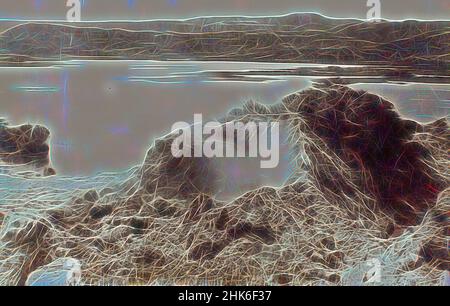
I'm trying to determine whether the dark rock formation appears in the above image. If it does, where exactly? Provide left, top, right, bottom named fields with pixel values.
left=284, top=83, right=449, bottom=225
left=0, top=119, right=51, bottom=169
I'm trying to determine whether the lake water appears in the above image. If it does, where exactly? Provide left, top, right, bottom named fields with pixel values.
left=0, top=60, right=448, bottom=199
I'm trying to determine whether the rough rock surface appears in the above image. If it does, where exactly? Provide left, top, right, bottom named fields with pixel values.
left=0, top=119, right=52, bottom=171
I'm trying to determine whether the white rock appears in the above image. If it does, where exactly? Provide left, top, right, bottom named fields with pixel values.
left=443, top=271, right=450, bottom=287
left=25, top=258, right=81, bottom=286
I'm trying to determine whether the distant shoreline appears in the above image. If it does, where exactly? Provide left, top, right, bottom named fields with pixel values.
left=0, top=14, right=448, bottom=69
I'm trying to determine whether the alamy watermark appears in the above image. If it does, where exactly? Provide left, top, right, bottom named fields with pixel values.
left=367, top=0, right=382, bottom=22
left=170, top=114, right=280, bottom=169
left=66, top=0, right=81, bottom=22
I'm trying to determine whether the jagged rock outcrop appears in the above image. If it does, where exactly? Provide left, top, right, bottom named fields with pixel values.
left=0, top=119, right=53, bottom=172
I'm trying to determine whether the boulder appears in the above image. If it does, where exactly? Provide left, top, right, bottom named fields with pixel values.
left=25, top=258, right=81, bottom=286
left=0, top=120, right=51, bottom=169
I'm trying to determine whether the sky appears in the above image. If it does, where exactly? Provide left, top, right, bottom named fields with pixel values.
left=0, top=0, right=448, bottom=21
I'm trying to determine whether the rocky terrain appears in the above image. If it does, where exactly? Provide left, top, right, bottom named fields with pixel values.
left=0, top=84, right=447, bottom=286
